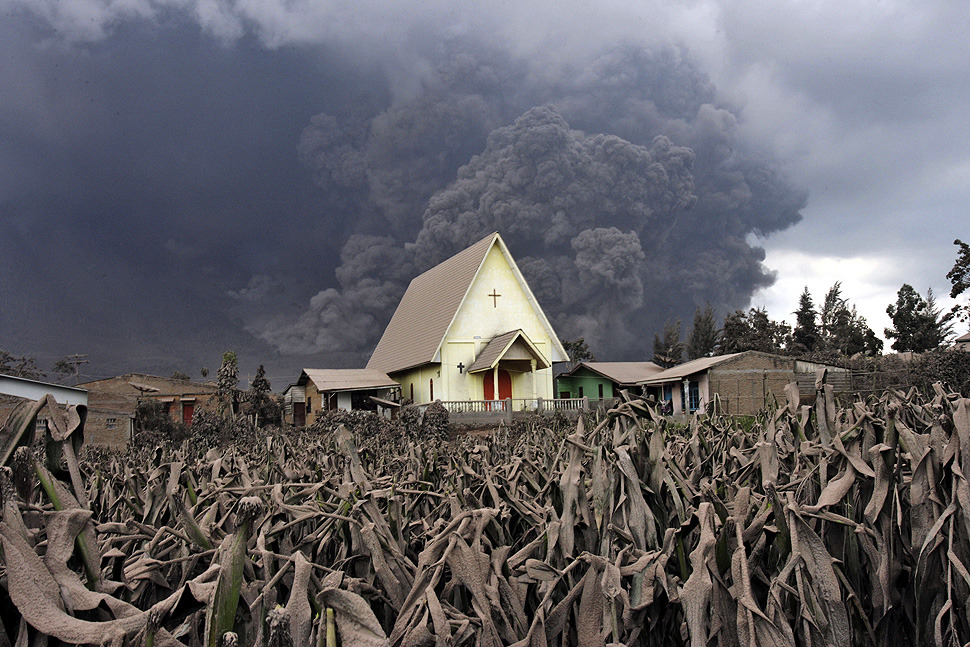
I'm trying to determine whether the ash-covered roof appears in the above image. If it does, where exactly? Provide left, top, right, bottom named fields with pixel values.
left=299, top=369, right=398, bottom=393
left=638, top=353, right=744, bottom=385
left=567, top=361, right=664, bottom=385
left=367, top=232, right=566, bottom=374
left=467, top=330, right=550, bottom=373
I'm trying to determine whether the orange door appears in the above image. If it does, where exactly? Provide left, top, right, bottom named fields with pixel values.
left=483, top=369, right=512, bottom=400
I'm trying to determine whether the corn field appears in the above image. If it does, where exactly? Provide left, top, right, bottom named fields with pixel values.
left=2, top=381, right=970, bottom=646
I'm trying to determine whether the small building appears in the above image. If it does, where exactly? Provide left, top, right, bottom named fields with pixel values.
left=0, top=373, right=88, bottom=406
left=366, top=232, right=568, bottom=407
left=955, top=332, right=970, bottom=352
left=80, top=374, right=219, bottom=447
left=0, top=374, right=88, bottom=439
left=638, top=351, right=850, bottom=416
left=283, top=369, right=401, bottom=426
left=556, top=362, right=663, bottom=402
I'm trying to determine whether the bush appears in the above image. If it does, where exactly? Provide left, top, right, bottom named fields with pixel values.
left=132, top=400, right=186, bottom=448
left=308, top=409, right=402, bottom=451
left=912, top=348, right=970, bottom=395
left=421, top=400, right=450, bottom=441
left=399, top=404, right=421, bottom=434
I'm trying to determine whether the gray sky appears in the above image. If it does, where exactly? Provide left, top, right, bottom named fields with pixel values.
left=2, top=0, right=968, bottom=385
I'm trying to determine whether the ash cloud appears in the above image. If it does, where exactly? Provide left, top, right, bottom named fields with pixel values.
left=3, top=4, right=806, bottom=376
left=265, top=45, right=805, bottom=360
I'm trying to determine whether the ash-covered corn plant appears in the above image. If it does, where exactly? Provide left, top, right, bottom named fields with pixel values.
left=1, top=382, right=969, bottom=646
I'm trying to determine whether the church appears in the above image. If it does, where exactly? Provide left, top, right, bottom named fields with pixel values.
left=283, top=232, right=568, bottom=422
left=367, top=232, right=568, bottom=405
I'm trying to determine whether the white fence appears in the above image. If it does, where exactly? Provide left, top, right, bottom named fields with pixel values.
left=417, top=397, right=617, bottom=420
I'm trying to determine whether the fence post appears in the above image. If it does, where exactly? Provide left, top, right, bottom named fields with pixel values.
left=582, top=396, right=589, bottom=410
left=505, top=398, right=512, bottom=423
left=537, top=396, right=544, bottom=413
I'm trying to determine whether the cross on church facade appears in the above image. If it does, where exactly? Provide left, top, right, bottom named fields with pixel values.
left=488, top=289, right=501, bottom=307
left=457, top=362, right=465, bottom=373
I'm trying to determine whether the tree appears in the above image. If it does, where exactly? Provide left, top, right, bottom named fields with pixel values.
left=748, top=308, right=792, bottom=353
left=720, top=308, right=790, bottom=355
left=561, top=338, right=596, bottom=367
left=819, top=282, right=843, bottom=342
left=0, top=350, right=44, bottom=380
left=828, top=304, right=883, bottom=356
left=170, top=370, right=191, bottom=381
left=720, top=310, right=751, bottom=354
left=885, top=284, right=953, bottom=352
left=217, top=351, right=239, bottom=416
left=687, top=304, right=719, bottom=359
left=819, top=281, right=882, bottom=357
left=790, top=287, right=820, bottom=354
left=948, top=238, right=970, bottom=321
left=652, top=320, right=684, bottom=368
left=803, top=283, right=882, bottom=357
left=246, top=364, right=279, bottom=426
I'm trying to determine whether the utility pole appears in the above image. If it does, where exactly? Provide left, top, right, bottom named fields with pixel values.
left=61, top=354, right=89, bottom=385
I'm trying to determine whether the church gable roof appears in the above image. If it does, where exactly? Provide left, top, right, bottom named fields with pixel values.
left=367, top=233, right=566, bottom=374
left=367, top=234, right=498, bottom=374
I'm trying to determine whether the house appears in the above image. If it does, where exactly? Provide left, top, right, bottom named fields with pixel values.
left=80, top=374, right=219, bottom=447
left=282, top=369, right=401, bottom=426
left=367, top=232, right=569, bottom=407
left=638, top=351, right=850, bottom=416
left=557, top=362, right=663, bottom=402
left=956, top=332, right=970, bottom=352
left=0, top=374, right=88, bottom=441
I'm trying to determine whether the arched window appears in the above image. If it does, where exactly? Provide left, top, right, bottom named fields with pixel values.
left=429, top=378, right=434, bottom=401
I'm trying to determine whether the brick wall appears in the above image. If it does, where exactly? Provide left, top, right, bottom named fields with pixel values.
left=304, top=381, right=322, bottom=426
left=708, top=353, right=796, bottom=416
left=81, top=374, right=218, bottom=447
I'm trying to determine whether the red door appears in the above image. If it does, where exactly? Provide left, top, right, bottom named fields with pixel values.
left=182, top=403, right=194, bottom=426
left=483, top=369, right=512, bottom=400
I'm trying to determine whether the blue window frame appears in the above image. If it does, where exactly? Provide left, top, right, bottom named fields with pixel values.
left=687, top=381, right=700, bottom=412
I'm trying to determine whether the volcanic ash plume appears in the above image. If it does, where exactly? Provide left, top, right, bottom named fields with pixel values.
left=260, top=44, right=806, bottom=360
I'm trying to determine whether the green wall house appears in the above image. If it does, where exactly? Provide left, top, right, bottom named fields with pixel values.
left=556, top=362, right=663, bottom=401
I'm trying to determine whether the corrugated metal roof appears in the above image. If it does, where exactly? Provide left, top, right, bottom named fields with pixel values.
left=467, top=330, right=550, bottom=373
left=638, top=353, right=743, bottom=385
left=366, top=232, right=567, bottom=374
left=956, top=331, right=970, bottom=342
left=569, top=362, right=664, bottom=385
left=300, top=369, right=398, bottom=393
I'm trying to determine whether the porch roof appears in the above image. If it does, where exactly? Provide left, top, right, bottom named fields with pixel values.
left=467, top=330, right=550, bottom=373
